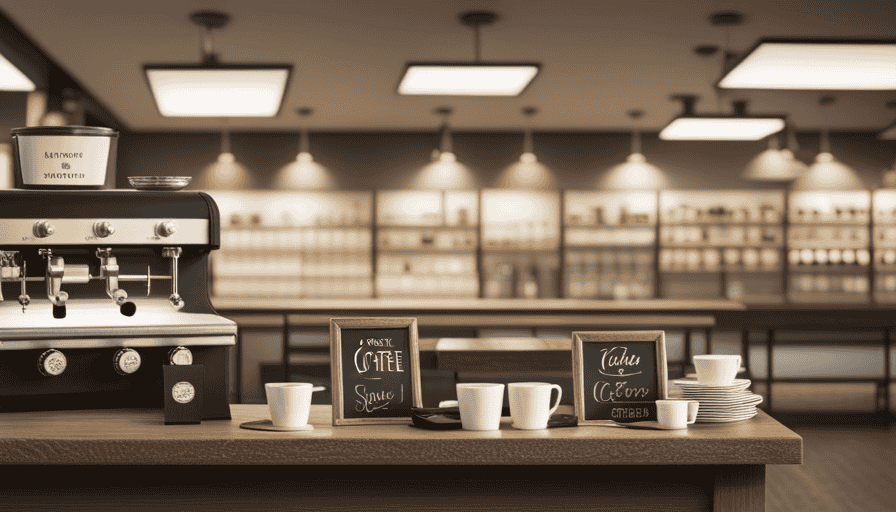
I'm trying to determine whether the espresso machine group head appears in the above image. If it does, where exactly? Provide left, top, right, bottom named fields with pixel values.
left=0, top=190, right=235, bottom=417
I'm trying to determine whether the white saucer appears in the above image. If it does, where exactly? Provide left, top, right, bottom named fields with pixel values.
left=239, top=419, right=314, bottom=432
left=612, top=420, right=688, bottom=430
left=673, top=378, right=751, bottom=391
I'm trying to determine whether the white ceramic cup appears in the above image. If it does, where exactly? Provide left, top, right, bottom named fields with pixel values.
left=656, top=399, right=699, bottom=429
left=508, top=382, right=563, bottom=430
left=456, top=383, right=505, bottom=431
left=693, top=354, right=742, bottom=386
left=265, top=382, right=325, bottom=428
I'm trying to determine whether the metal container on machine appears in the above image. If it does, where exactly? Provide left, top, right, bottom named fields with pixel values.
left=11, top=126, right=119, bottom=189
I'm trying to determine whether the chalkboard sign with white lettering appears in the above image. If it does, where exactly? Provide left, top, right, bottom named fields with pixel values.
left=330, top=318, right=422, bottom=425
left=572, top=331, right=668, bottom=425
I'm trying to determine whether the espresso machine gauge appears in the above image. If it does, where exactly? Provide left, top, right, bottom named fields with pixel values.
left=37, top=349, right=67, bottom=376
left=93, top=221, right=115, bottom=238
left=33, top=220, right=55, bottom=238
left=113, top=348, right=142, bottom=375
left=168, top=346, right=193, bottom=366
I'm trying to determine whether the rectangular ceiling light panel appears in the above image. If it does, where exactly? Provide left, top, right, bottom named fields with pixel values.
left=145, top=67, right=290, bottom=117
left=0, top=51, right=35, bottom=91
left=659, top=118, right=786, bottom=141
left=398, top=63, right=539, bottom=96
left=719, top=39, right=896, bottom=90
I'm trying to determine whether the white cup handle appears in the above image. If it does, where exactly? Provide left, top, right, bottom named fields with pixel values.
left=686, top=400, right=699, bottom=424
left=735, top=355, right=742, bottom=372
left=312, top=386, right=326, bottom=392
left=548, top=384, right=563, bottom=416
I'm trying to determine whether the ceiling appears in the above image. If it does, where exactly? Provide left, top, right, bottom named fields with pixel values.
left=2, top=0, right=896, bottom=132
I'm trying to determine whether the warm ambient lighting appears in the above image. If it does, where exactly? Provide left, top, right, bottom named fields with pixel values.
left=144, top=10, right=292, bottom=117
left=398, top=64, right=539, bottom=96
left=742, top=134, right=809, bottom=181
left=145, top=67, right=290, bottom=117
left=495, top=107, right=556, bottom=189
left=0, top=51, right=35, bottom=91
left=792, top=131, right=864, bottom=191
left=660, top=118, right=785, bottom=141
left=718, top=39, right=896, bottom=90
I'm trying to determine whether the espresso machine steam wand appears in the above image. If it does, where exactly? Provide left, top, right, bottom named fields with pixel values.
left=162, top=247, right=184, bottom=309
left=39, top=249, right=68, bottom=319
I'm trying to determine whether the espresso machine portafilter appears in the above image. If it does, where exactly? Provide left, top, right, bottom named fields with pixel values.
left=0, top=190, right=235, bottom=418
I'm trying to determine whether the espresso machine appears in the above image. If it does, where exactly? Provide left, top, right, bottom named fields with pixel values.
left=0, top=189, right=236, bottom=419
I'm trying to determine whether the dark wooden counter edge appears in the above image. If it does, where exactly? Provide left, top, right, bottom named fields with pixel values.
left=212, top=298, right=747, bottom=313
left=0, top=406, right=802, bottom=466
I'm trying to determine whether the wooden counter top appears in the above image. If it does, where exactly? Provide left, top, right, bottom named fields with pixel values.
left=212, top=298, right=746, bottom=313
left=0, top=404, right=801, bottom=466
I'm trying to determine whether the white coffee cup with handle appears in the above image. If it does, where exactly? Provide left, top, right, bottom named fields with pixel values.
left=456, top=383, right=505, bottom=431
left=693, top=354, right=742, bottom=386
left=265, top=382, right=325, bottom=428
left=508, top=382, right=563, bottom=430
left=656, top=399, right=699, bottom=429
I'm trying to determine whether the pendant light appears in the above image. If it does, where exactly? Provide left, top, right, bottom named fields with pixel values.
left=601, top=110, right=669, bottom=190
left=411, top=107, right=477, bottom=189
left=495, top=107, right=556, bottom=189
left=273, top=108, right=336, bottom=190
left=719, top=37, right=896, bottom=90
left=878, top=100, right=896, bottom=140
left=792, top=96, right=864, bottom=191
left=660, top=95, right=785, bottom=141
left=193, top=122, right=254, bottom=190
left=144, top=10, right=292, bottom=117
left=398, top=10, right=539, bottom=96
left=742, top=123, right=809, bottom=181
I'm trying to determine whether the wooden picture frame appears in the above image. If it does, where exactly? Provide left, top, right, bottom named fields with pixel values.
left=572, top=330, right=668, bottom=425
left=330, top=317, right=422, bottom=425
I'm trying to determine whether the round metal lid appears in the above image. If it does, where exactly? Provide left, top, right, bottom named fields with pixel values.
left=11, top=126, right=119, bottom=137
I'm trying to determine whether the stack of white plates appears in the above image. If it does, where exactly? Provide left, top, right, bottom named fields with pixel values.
left=672, top=378, right=763, bottom=423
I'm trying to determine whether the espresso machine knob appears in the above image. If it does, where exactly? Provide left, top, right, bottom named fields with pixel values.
left=155, top=221, right=177, bottom=238
left=168, top=346, right=193, bottom=366
left=38, top=349, right=67, bottom=376
left=93, top=221, right=116, bottom=238
left=32, top=220, right=55, bottom=238
left=113, top=348, right=142, bottom=375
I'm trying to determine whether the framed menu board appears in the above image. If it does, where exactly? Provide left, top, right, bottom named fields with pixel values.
left=572, top=331, right=668, bottom=425
left=330, top=317, right=422, bottom=425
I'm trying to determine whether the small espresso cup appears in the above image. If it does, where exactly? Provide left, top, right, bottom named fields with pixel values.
left=693, top=354, right=741, bottom=386
left=456, top=383, right=505, bottom=431
left=656, top=399, right=699, bottom=429
left=508, top=382, right=563, bottom=430
left=265, top=382, right=325, bottom=428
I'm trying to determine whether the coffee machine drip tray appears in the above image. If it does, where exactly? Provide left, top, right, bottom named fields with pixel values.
left=0, top=299, right=236, bottom=342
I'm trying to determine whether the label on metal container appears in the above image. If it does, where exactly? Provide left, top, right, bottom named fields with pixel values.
left=172, top=381, right=196, bottom=404
left=17, top=135, right=111, bottom=186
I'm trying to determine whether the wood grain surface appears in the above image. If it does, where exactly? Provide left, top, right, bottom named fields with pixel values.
left=0, top=404, right=802, bottom=465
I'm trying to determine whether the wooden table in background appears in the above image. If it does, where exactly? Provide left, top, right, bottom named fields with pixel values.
left=0, top=404, right=801, bottom=512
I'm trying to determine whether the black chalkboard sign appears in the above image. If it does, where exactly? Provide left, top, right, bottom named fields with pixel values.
left=572, top=331, right=668, bottom=425
left=330, top=318, right=422, bottom=425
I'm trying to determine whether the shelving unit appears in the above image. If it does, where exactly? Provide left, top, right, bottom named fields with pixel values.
left=480, top=190, right=561, bottom=298
left=787, top=191, right=871, bottom=304
left=563, top=191, right=656, bottom=299
left=209, top=191, right=374, bottom=299
left=873, top=189, right=896, bottom=303
left=375, top=190, right=480, bottom=298
left=659, top=191, right=785, bottom=304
